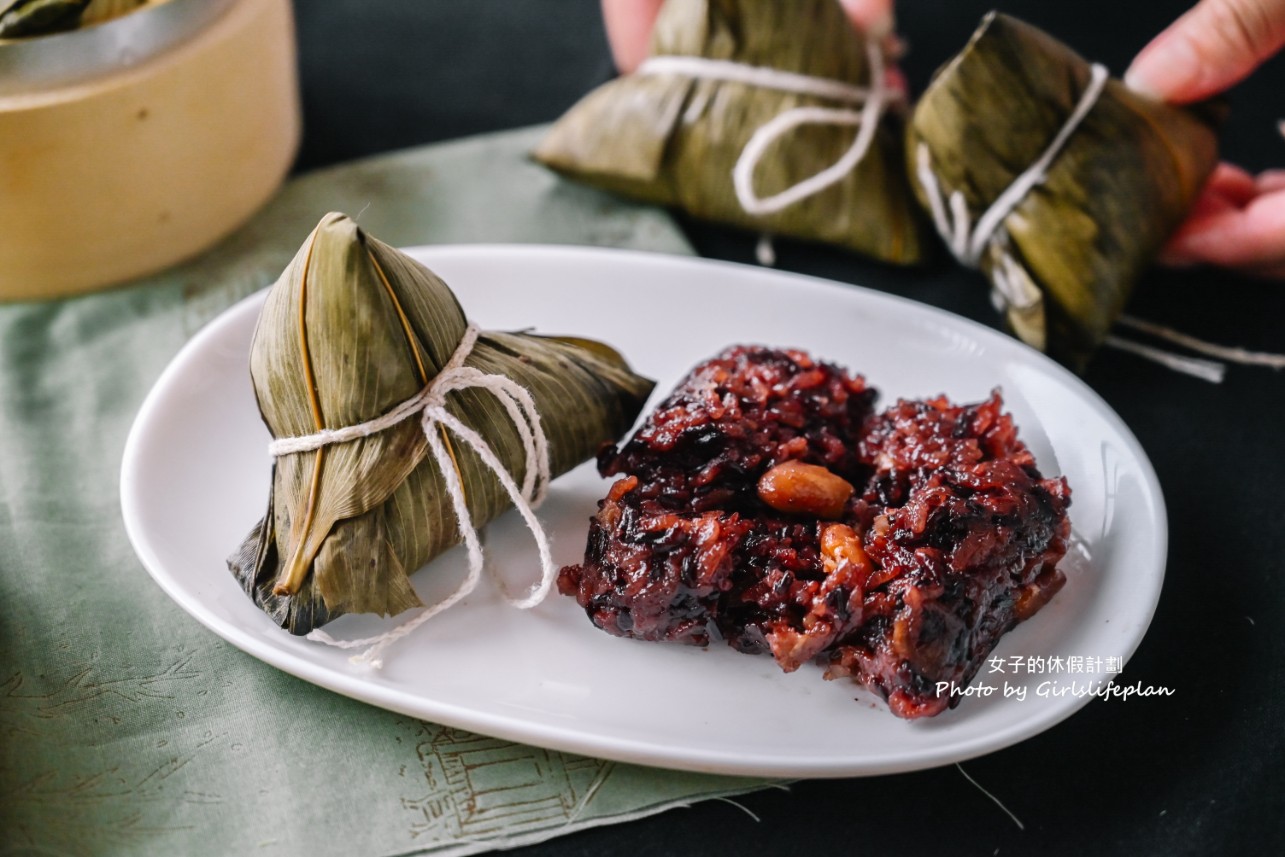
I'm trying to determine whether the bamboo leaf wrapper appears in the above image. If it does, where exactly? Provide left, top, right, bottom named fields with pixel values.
left=228, top=213, right=655, bottom=635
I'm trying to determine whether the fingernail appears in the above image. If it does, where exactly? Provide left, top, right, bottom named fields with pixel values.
left=1124, top=34, right=1200, bottom=101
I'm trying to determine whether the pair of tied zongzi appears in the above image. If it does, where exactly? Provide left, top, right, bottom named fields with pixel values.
left=536, top=2, right=1220, bottom=368
left=229, top=213, right=654, bottom=637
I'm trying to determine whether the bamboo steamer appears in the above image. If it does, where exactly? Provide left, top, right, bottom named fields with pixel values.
left=0, top=0, right=300, bottom=299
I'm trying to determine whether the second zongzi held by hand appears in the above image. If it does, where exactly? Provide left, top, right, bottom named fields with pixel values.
left=534, top=0, right=928, bottom=264
left=228, top=213, right=655, bottom=640
left=907, top=12, right=1220, bottom=369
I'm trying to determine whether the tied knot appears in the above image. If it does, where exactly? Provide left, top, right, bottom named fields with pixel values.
left=637, top=38, right=895, bottom=217
left=913, top=64, right=1110, bottom=311
left=267, top=321, right=556, bottom=668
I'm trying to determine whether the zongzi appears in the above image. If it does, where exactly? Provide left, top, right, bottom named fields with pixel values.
left=228, top=213, right=655, bottom=642
left=534, top=0, right=929, bottom=264
left=907, top=12, right=1220, bottom=368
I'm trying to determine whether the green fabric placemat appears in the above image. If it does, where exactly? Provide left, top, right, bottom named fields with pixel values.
left=0, top=126, right=772, bottom=857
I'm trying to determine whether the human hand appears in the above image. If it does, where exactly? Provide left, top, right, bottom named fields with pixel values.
left=1156, top=162, right=1285, bottom=277
left=601, top=0, right=896, bottom=74
left=1125, top=0, right=1285, bottom=275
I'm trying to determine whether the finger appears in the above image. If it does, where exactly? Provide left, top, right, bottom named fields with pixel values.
left=1159, top=165, right=1278, bottom=267
left=840, top=0, right=895, bottom=38
left=1189, top=186, right=1239, bottom=220
left=601, top=0, right=664, bottom=74
left=1163, top=189, right=1285, bottom=269
left=1257, top=168, right=1285, bottom=193
left=839, top=0, right=906, bottom=99
left=1124, top=0, right=1285, bottom=103
left=885, top=65, right=909, bottom=99
left=1206, top=162, right=1259, bottom=206
left=1157, top=189, right=1238, bottom=265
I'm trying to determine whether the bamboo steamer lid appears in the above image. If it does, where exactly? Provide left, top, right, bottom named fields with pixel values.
left=0, top=0, right=300, bottom=299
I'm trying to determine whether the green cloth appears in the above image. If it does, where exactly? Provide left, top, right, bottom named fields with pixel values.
left=0, top=126, right=770, bottom=857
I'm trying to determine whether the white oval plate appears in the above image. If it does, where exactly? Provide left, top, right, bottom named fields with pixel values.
left=121, top=246, right=1165, bottom=778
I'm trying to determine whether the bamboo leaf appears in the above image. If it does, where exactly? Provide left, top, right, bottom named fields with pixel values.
left=230, top=213, right=655, bottom=635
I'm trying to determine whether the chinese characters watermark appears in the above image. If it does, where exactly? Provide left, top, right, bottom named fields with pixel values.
left=986, top=654, right=1125, bottom=674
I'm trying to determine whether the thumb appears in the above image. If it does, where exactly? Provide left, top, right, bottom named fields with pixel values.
left=1124, top=0, right=1285, bottom=103
left=601, top=0, right=664, bottom=74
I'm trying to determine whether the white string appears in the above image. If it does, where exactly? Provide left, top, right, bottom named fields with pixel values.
left=637, top=54, right=876, bottom=104
left=755, top=234, right=777, bottom=267
left=915, top=64, right=1110, bottom=269
left=269, top=322, right=556, bottom=669
left=637, top=39, right=893, bottom=216
left=1117, top=314, right=1285, bottom=369
left=956, top=764, right=1025, bottom=831
left=270, top=325, right=479, bottom=456
left=1102, top=335, right=1227, bottom=383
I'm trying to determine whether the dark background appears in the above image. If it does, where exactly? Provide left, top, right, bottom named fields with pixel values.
left=289, top=2, right=1285, bottom=854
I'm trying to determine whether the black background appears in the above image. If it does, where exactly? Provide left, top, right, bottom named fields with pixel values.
left=290, top=2, right=1284, bottom=854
